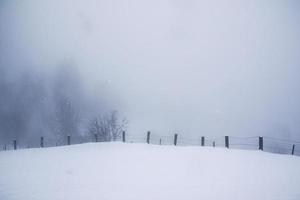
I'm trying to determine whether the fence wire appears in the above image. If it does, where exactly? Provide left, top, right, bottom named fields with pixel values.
left=1, top=133, right=299, bottom=156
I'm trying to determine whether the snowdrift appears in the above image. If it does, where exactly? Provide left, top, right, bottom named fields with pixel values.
left=0, top=142, right=300, bottom=200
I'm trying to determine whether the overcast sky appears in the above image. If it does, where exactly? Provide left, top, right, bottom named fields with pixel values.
left=1, top=0, right=300, bottom=139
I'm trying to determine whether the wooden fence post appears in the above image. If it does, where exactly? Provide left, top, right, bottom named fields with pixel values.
left=40, top=137, right=44, bottom=148
left=292, top=144, right=295, bottom=155
left=213, top=141, right=215, bottom=147
left=201, top=136, right=205, bottom=146
left=259, top=137, right=263, bottom=151
left=225, top=136, right=229, bottom=148
left=13, top=140, right=17, bottom=150
left=94, top=134, right=98, bottom=142
left=147, top=131, right=151, bottom=144
left=174, top=134, right=178, bottom=146
left=67, top=135, right=71, bottom=145
left=4, top=144, right=6, bottom=151
left=159, top=139, right=162, bottom=145
left=122, top=131, right=126, bottom=142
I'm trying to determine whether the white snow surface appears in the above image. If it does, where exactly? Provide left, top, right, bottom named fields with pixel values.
left=0, top=142, right=300, bottom=200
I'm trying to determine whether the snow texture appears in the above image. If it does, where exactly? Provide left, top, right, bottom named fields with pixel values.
left=0, top=142, right=300, bottom=200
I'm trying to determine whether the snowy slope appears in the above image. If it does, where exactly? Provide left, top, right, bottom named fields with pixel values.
left=0, top=142, right=300, bottom=200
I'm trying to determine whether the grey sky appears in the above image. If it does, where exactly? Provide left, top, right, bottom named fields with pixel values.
left=1, top=0, right=300, bottom=139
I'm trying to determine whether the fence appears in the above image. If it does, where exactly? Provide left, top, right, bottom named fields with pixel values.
left=1, top=132, right=300, bottom=156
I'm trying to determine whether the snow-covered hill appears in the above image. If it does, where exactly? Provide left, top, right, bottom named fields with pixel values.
left=0, top=142, right=300, bottom=200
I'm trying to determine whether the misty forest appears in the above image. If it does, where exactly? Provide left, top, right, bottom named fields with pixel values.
left=0, top=65, right=126, bottom=146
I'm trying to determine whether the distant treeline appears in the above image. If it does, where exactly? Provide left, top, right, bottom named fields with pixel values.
left=0, top=65, right=127, bottom=143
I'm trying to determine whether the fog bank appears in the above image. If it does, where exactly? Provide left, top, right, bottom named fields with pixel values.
left=1, top=0, right=300, bottom=140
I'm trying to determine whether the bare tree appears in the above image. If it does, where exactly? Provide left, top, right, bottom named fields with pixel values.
left=54, top=96, right=80, bottom=138
left=88, top=111, right=128, bottom=142
left=109, top=111, right=128, bottom=141
left=50, top=64, right=83, bottom=139
left=88, top=117, right=102, bottom=139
